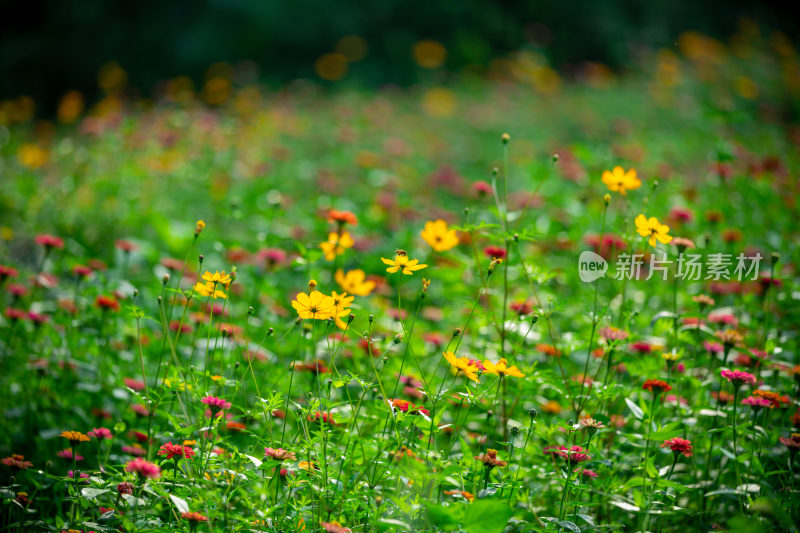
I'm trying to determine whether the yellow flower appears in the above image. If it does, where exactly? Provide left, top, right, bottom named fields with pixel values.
left=17, top=143, right=48, bottom=169
left=420, top=219, right=459, bottom=252
left=381, top=251, right=427, bottom=275
left=60, top=431, right=90, bottom=444
left=602, top=166, right=641, bottom=195
left=193, top=281, right=227, bottom=299
left=330, top=291, right=354, bottom=329
left=635, top=214, right=673, bottom=247
left=291, top=291, right=336, bottom=320
left=298, top=460, right=318, bottom=472
left=202, top=270, right=232, bottom=285
left=195, top=220, right=206, bottom=235
left=482, top=358, right=525, bottom=378
left=335, top=269, right=376, bottom=296
left=662, top=352, right=681, bottom=362
left=320, top=232, right=354, bottom=261
left=443, top=351, right=480, bottom=382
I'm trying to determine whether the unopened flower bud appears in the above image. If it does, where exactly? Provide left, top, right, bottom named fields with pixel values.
left=394, top=334, right=403, bottom=344
left=198, top=254, right=204, bottom=264
left=347, top=314, right=355, bottom=324
left=162, top=274, right=170, bottom=286
left=308, top=279, right=317, bottom=291
left=453, top=328, right=462, bottom=338
left=248, top=306, right=254, bottom=315
left=771, top=252, right=780, bottom=264
left=552, top=154, right=559, bottom=163
left=603, top=193, right=611, bottom=206
left=501, top=133, right=510, bottom=144
left=529, top=408, right=538, bottom=419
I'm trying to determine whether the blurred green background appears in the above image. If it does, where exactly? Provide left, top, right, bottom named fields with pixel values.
left=1, top=0, right=797, bottom=113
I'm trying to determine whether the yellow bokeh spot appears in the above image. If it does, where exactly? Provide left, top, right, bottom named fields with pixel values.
left=17, top=143, right=48, bottom=169
left=204, top=77, right=231, bottom=106
left=315, top=53, right=349, bottom=81
left=413, top=40, right=447, bottom=68
left=1, top=227, right=14, bottom=241
left=58, top=91, right=84, bottom=124
left=421, top=87, right=456, bottom=117
left=98, top=62, right=128, bottom=93
left=336, top=35, right=368, bottom=62
left=734, top=76, right=758, bottom=100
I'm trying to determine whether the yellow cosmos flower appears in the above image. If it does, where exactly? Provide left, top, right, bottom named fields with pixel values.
left=193, top=281, right=227, bottom=299
left=320, top=232, right=354, bottom=261
left=602, top=166, right=641, bottom=195
left=381, top=251, right=427, bottom=275
left=635, top=214, right=673, bottom=247
left=202, top=270, right=232, bottom=285
left=335, top=269, right=376, bottom=296
left=661, top=352, right=681, bottom=362
left=291, top=291, right=336, bottom=320
left=443, top=351, right=480, bottom=382
left=420, top=219, right=459, bottom=252
left=482, top=358, right=525, bottom=378
left=330, top=291, right=354, bottom=329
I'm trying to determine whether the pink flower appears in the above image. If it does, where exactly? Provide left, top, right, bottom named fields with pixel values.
left=704, top=341, right=723, bottom=353
left=124, top=458, right=161, bottom=479
left=579, top=468, right=599, bottom=478
left=741, top=396, right=771, bottom=409
left=88, top=428, right=113, bottom=440
left=56, top=449, right=83, bottom=461
left=201, top=396, right=231, bottom=411
left=123, top=378, right=146, bottom=391
left=720, top=369, right=757, bottom=387
left=67, top=470, right=89, bottom=480
left=264, top=448, right=297, bottom=461
left=544, top=445, right=591, bottom=464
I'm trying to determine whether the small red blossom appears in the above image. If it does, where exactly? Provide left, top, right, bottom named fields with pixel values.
left=35, top=234, right=64, bottom=249
left=661, top=437, right=693, bottom=457
left=642, top=379, right=672, bottom=393
left=158, top=442, right=196, bottom=460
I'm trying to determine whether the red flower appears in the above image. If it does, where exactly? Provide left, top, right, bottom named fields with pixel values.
left=642, top=379, right=672, bottom=393
left=327, top=209, right=358, bottom=226
left=308, top=411, right=336, bottom=426
left=0, top=265, right=19, bottom=280
left=472, top=180, right=492, bottom=196
left=72, top=264, right=93, bottom=277
left=115, top=240, right=139, bottom=252
left=158, top=442, right=196, bottom=460
left=181, top=511, right=208, bottom=522
left=483, top=246, right=506, bottom=260
left=661, top=437, right=693, bottom=457
left=95, top=295, right=120, bottom=311
left=1, top=454, right=33, bottom=470
left=34, top=234, right=64, bottom=249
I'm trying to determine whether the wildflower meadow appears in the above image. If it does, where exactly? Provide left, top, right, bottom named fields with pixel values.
left=1, top=22, right=800, bottom=533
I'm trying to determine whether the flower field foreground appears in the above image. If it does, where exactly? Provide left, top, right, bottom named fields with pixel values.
left=2, top=29, right=800, bottom=533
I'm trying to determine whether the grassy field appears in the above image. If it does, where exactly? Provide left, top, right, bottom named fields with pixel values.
left=1, top=29, right=799, bottom=532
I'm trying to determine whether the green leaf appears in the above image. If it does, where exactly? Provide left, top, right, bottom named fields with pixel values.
left=462, top=500, right=512, bottom=533
left=169, top=494, right=189, bottom=513
left=625, top=397, right=644, bottom=420
left=425, top=503, right=459, bottom=531
left=81, top=487, right=110, bottom=501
